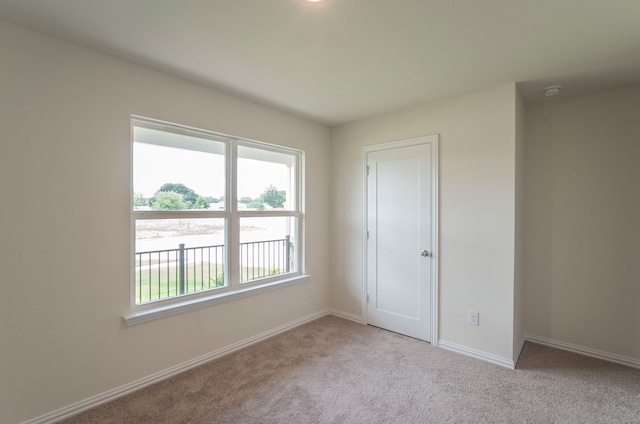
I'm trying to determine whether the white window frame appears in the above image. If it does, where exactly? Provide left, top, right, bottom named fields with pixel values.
left=124, top=116, right=308, bottom=326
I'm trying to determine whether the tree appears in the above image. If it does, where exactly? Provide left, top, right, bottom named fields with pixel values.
left=260, top=185, right=286, bottom=208
left=157, top=183, right=198, bottom=207
left=239, top=196, right=253, bottom=204
left=149, top=183, right=211, bottom=210
left=194, top=197, right=210, bottom=209
left=133, top=192, right=148, bottom=207
left=150, top=191, right=187, bottom=210
left=247, top=201, right=265, bottom=210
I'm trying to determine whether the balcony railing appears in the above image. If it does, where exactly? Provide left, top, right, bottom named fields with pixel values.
left=135, top=237, right=291, bottom=304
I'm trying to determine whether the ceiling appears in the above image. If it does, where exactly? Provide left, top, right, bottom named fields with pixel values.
left=1, top=0, right=639, bottom=126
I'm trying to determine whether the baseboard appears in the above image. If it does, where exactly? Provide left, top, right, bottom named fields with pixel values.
left=524, top=333, right=640, bottom=370
left=23, top=308, right=332, bottom=424
left=438, top=340, right=516, bottom=370
left=327, top=308, right=364, bottom=324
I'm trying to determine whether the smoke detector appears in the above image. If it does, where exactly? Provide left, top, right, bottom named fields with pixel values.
left=543, top=85, right=562, bottom=97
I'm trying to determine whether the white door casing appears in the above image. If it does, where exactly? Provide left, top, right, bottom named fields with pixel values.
left=363, top=135, right=438, bottom=343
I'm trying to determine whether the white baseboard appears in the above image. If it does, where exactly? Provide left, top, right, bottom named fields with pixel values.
left=327, top=308, right=364, bottom=324
left=524, top=333, right=640, bottom=370
left=438, top=340, right=516, bottom=369
left=23, top=309, right=332, bottom=424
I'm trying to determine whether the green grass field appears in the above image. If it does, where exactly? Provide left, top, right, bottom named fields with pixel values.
left=135, top=264, right=283, bottom=304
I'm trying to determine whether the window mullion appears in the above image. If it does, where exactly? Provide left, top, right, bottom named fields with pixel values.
left=228, top=140, right=240, bottom=288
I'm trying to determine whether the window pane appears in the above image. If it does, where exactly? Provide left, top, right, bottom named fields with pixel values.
left=239, top=216, right=297, bottom=282
left=237, top=145, right=296, bottom=211
left=133, top=126, right=225, bottom=211
left=135, top=218, right=226, bottom=304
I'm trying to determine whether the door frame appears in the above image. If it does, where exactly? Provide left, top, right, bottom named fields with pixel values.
left=362, top=135, right=439, bottom=345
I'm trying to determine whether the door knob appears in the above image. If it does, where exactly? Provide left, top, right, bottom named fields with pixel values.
left=421, top=250, right=430, bottom=257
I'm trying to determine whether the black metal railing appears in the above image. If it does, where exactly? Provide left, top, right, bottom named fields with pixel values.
left=239, top=236, right=290, bottom=282
left=135, top=237, right=291, bottom=304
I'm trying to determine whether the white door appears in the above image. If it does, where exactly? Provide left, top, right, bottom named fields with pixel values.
left=366, top=139, right=435, bottom=342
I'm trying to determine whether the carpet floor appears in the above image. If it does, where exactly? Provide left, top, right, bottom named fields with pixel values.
left=61, top=315, right=640, bottom=423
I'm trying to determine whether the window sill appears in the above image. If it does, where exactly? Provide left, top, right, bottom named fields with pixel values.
left=123, top=274, right=311, bottom=327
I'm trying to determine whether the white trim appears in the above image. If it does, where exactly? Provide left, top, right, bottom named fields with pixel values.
left=525, top=333, right=640, bottom=370
left=363, top=135, right=437, bottom=152
left=24, top=309, right=331, bottom=424
left=430, top=137, right=439, bottom=346
left=228, top=139, right=239, bottom=287
left=328, top=308, right=364, bottom=324
left=361, top=149, right=369, bottom=325
left=361, top=135, right=439, bottom=344
left=123, top=274, right=310, bottom=326
left=438, top=340, right=516, bottom=369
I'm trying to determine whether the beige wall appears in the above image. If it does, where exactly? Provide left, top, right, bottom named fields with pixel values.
left=513, top=88, right=526, bottom=358
left=0, top=20, right=330, bottom=424
left=524, top=85, right=640, bottom=360
left=330, top=84, right=519, bottom=362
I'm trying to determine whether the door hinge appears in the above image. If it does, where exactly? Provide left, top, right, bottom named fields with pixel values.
left=366, top=165, right=370, bottom=176
left=367, top=230, right=370, bottom=239
left=367, top=294, right=370, bottom=303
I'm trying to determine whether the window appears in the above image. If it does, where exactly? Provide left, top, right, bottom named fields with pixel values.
left=129, top=117, right=304, bottom=321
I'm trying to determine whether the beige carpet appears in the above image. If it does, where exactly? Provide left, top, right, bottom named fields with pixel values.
left=62, top=316, right=640, bottom=423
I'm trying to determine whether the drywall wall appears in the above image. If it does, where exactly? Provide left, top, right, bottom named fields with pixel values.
left=524, top=85, right=640, bottom=361
left=330, top=84, right=518, bottom=362
left=0, top=20, right=330, bottom=424
left=513, top=88, right=526, bottom=359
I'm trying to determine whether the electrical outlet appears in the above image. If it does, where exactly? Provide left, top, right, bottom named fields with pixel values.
left=468, top=311, right=479, bottom=326
left=308, top=286, right=314, bottom=298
